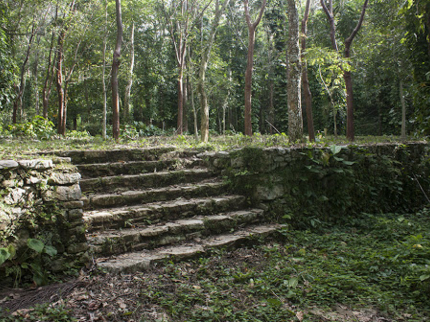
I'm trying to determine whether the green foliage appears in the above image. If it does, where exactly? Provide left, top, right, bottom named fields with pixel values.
left=0, top=238, right=58, bottom=287
left=5, top=116, right=56, bottom=140
left=132, top=211, right=430, bottom=321
left=0, top=303, right=76, bottom=321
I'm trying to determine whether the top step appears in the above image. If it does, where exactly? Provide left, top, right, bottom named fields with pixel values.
left=42, top=147, right=180, bottom=164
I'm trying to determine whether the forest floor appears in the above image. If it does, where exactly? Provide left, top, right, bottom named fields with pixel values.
left=1, top=211, right=429, bottom=322
left=0, top=134, right=425, bottom=160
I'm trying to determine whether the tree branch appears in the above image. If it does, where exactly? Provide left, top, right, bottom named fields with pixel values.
left=344, top=0, right=369, bottom=50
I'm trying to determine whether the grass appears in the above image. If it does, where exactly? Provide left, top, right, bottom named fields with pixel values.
left=0, top=133, right=426, bottom=160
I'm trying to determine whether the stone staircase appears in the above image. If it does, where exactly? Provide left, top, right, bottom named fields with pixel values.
left=62, top=147, right=281, bottom=273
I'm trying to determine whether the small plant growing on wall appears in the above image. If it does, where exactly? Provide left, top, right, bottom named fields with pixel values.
left=0, top=238, right=57, bottom=287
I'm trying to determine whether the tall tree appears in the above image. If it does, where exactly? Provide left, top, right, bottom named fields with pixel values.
left=162, top=0, right=191, bottom=135
left=244, top=0, right=266, bottom=136
left=301, top=0, right=314, bottom=141
left=321, top=0, right=369, bottom=141
left=286, top=0, right=303, bottom=142
left=56, top=0, right=77, bottom=135
left=102, top=0, right=109, bottom=139
left=42, top=7, right=57, bottom=119
left=124, top=22, right=135, bottom=123
left=112, top=0, right=123, bottom=140
left=199, top=0, right=230, bottom=142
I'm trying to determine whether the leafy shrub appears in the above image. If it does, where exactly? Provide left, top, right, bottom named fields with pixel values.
left=6, top=116, right=55, bottom=139
left=66, top=130, right=92, bottom=139
left=0, top=238, right=57, bottom=287
left=133, top=121, right=165, bottom=136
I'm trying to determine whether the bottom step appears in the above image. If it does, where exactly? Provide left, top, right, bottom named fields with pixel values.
left=96, top=224, right=284, bottom=273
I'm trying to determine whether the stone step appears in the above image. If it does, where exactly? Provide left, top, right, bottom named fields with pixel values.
left=77, top=158, right=204, bottom=179
left=96, top=224, right=284, bottom=273
left=83, top=180, right=226, bottom=210
left=88, top=209, right=264, bottom=256
left=84, top=195, right=246, bottom=232
left=80, top=168, right=213, bottom=194
left=48, top=147, right=177, bottom=164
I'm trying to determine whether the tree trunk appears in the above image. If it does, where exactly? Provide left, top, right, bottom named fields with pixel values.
left=301, top=0, right=315, bottom=141
left=112, top=0, right=123, bottom=140
left=177, top=68, right=184, bottom=135
left=244, top=0, right=266, bottom=136
left=56, top=1, right=76, bottom=135
left=286, top=0, right=303, bottom=143
left=190, top=78, right=199, bottom=141
left=400, top=80, right=406, bottom=140
left=56, top=28, right=66, bottom=135
left=343, top=0, right=368, bottom=141
left=34, top=36, right=40, bottom=115
left=42, top=13, right=57, bottom=119
left=124, top=22, right=135, bottom=123
left=322, top=0, right=368, bottom=141
left=102, top=1, right=108, bottom=139
left=13, top=18, right=36, bottom=123
left=183, top=75, right=188, bottom=133
left=197, top=0, right=229, bottom=142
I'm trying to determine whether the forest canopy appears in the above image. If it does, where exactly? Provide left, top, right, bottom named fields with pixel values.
left=1, top=0, right=429, bottom=141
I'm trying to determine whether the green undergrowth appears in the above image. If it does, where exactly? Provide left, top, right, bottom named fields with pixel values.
left=1, top=210, right=429, bottom=321
left=138, top=210, right=430, bottom=321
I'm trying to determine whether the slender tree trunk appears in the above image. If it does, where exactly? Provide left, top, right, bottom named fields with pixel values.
left=42, top=13, right=57, bottom=119
left=34, top=36, right=40, bottom=115
left=287, top=0, right=303, bottom=142
left=244, top=0, right=266, bottom=136
left=183, top=74, right=188, bottom=133
left=301, top=0, right=315, bottom=141
left=177, top=67, right=184, bottom=134
left=112, top=0, right=123, bottom=140
left=165, top=0, right=189, bottom=135
left=343, top=0, right=368, bottom=141
left=56, top=1, right=76, bottom=135
left=400, top=80, right=406, bottom=140
left=13, top=18, right=36, bottom=123
left=321, top=0, right=368, bottom=141
left=191, top=79, right=198, bottom=141
left=124, top=22, right=135, bottom=123
left=56, top=29, right=66, bottom=135
left=102, top=1, right=108, bottom=139
left=222, top=65, right=231, bottom=135
left=198, top=0, right=229, bottom=142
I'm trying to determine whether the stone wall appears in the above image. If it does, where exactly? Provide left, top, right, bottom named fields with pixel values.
left=0, top=158, right=88, bottom=279
left=205, top=143, right=430, bottom=225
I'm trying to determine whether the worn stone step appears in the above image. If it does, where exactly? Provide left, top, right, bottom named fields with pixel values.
left=96, top=224, right=284, bottom=273
left=84, top=195, right=246, bottom=232
left=47, top=147, right=177, bottom=164
left=77, top=158, right=204, bottom=179
left=88, top=209, right=264, bottom=256
left=80, top=168, right=213, bottom=193
left=83, top=180, right=226, bottom=210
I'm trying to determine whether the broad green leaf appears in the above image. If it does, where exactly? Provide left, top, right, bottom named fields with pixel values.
left=27, top=238, right=44, bottom=253
left=7, top=244, right=16, bottom=258
left=288, top=277, right=299, bottom=289
left=0, top=248, right=11, bottom=266
left=419, top=274, right=430, bottom=282
left=267, top=298, right=282, bottom=307
left=342, top=160, right=355, bottom=166
left=44, top=245, right=57, bottom=257
left=330, top=145, right=342, bottom=155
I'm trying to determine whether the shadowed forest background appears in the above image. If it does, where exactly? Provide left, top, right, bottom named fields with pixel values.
left=1, top=0, right=430, bottom=141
